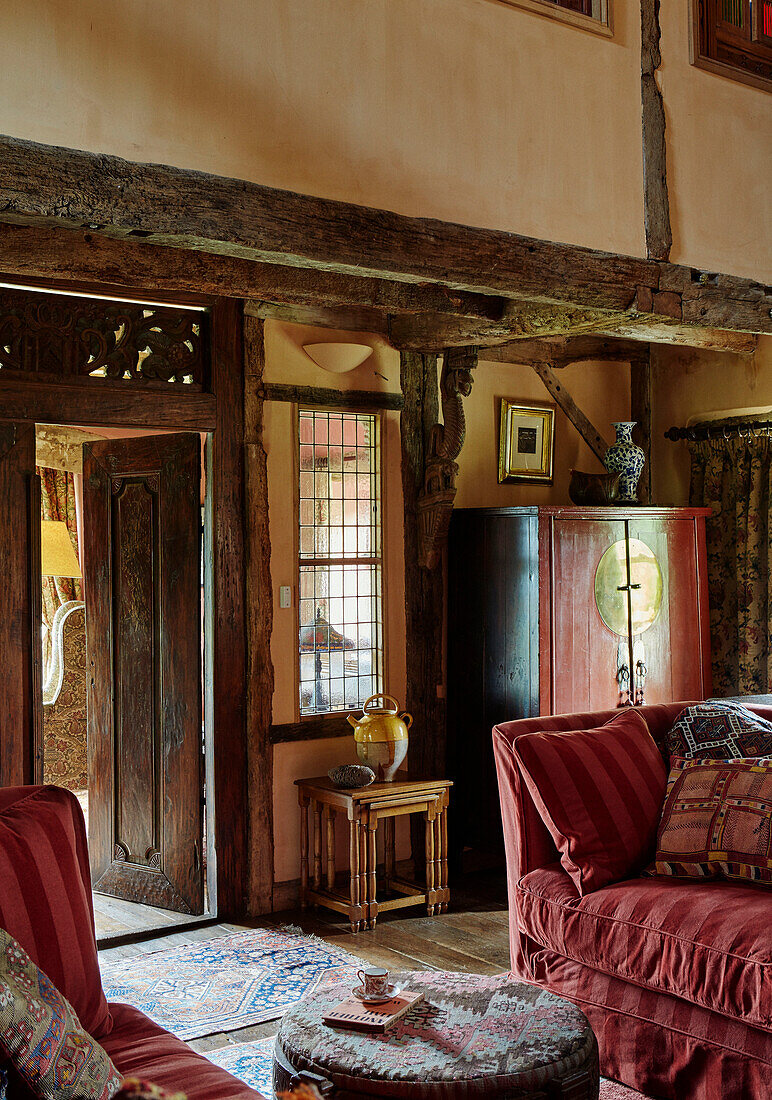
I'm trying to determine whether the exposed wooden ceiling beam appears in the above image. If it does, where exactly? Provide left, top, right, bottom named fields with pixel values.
left=0, top=222, right=503, bottom=322
left=245, top=299, right=389, bottom=335
left=595, top=322, right=758, bottom=355
left=479, top=335, right=651, bottom=364
left=0, top=136, right=768, bottom=336
left=387, top=302, right=621, bottom=350
left=0, top=136, right=654, bottom=312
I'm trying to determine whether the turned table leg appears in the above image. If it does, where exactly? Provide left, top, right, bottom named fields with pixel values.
left=425, top=806, right=436, bottom=916
left=349, top=815, right=360, bottom=933
left=313, top=801, right=322, bottom=891
left=384, top=816, right=396, bottom=887
left=358, top=811, right=368, bottom=931
left=440, top=793, right=449, bottom=913
left=299, top=795, right=309, bottom=908
left=367, top=812, right=378, bottom=929
left=325, top=805, right=335, bottom=891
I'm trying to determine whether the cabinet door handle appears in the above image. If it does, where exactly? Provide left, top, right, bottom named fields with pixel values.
left=616, top=583, right=641, bottom=591
left=616, top=662, right=631, bottom=708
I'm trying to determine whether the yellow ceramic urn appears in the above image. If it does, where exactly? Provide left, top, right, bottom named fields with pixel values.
left=348, top=694, right=412, bottom=781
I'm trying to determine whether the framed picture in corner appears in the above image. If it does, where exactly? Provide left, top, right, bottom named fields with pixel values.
left=498, top=399, right=555, bottom=483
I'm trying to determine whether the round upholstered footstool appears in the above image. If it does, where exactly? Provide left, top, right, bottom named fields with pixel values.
left=274, top=971, right=599, bottom=1099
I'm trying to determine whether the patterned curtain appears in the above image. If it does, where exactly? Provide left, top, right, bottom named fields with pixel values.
left=39, top=467, right=83, bottom=676
left=689, top=434, right=772, bottom=696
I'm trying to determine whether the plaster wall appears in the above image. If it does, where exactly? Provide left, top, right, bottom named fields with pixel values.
left=1, top=4, right=768, bottom=278
left=657, top=6, right=772, bottom=283
left=455, top=357, right=632, bottom=508
left=263, top=321, right=409, bottom=884
left=3, top=0, right=643, bottom=257
left=651, top=336, right=772, bottom=506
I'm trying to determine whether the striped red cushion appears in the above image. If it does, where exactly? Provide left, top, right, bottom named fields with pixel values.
left=0, top=786, right=112, bottom=1040
left=513, top=710, right=667, bottom=894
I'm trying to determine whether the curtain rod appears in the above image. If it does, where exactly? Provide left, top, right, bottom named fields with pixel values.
left=665, top=418, right=772, bottom=443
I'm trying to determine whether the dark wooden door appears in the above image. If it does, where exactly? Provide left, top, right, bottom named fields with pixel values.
left=0, top=422, right=41, bottom=788
left=84, top=433, right=204, bottom=914
left=447, top=509, right=539, bottom=865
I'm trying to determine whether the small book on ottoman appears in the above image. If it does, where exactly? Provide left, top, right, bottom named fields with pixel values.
left=323, top=991, right=424, bottom=1032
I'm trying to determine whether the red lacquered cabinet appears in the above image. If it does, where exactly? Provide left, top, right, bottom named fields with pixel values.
left=539, top=507, right=712, bottom=714
left=447, top=506, right=712, bottom=862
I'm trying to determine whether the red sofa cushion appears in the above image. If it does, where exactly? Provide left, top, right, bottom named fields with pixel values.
left=0, top=786, right=112, bottom=1040
left=653, top=755, right=772, bottom=885
left=512, top=710, right=667, bottom=894
left=102, top=1003, right=261, bottom=1099
left=517, top=865, right=772, bottom=1033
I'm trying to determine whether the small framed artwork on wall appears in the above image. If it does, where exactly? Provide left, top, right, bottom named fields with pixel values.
left=498, top=400, right=555, bottom=483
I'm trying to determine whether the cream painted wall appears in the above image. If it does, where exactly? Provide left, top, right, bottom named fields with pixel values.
left=263, top=321, right=409, bottom=884
left=1, top=0, right=644, bottom=256
left=652, top=336, right=772, bottom=506
left=657, top=6, right=772, bottom=282
left=455, top=356, right=632, bottom=508
left=2, top=3, right=768, bottom=277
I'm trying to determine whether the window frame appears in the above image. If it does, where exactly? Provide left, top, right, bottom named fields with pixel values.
left=294, top=403, right=387, bottom=723
left=492, top=0, right=613, bottom=38
left=690, top=0, right=772, bottom=93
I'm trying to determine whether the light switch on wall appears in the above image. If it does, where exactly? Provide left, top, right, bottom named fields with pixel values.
left=279, top=585, right=292, bottom=609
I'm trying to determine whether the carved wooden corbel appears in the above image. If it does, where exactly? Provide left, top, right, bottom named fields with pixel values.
left=416, top=346, right=478, bottom=569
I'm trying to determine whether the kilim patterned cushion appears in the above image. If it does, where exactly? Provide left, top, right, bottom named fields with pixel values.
left=0, top=928, right=122, bottom=1099
left=653, top=756, right=772, bottom=885
left=666, top=701, right=772, bottom=761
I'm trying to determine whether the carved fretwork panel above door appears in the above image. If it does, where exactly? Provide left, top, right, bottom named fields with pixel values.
left=0, top=286, right=208, bottom=389
left=84, top=433, right=204, bottom=915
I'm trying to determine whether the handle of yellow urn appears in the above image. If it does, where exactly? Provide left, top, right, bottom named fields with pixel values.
left=401, top=713, right=413, bottom=729
left=346, top=714, right=359, bottom=728
left=363, top=693, right=399, bottom=714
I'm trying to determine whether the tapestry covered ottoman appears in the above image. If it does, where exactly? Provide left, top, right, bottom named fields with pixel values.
left=274, top=971, right=599, bottom=1099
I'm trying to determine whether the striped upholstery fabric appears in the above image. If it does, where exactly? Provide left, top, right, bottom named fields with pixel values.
left=0, top=786, right=112, bottom=1040
left=0, top=786, right=261, bottom=1100
left=528, top=945, right=772, bottom=1100
left=517, top=866, right=771, bottom=1032
left=102, top=1005, right=257, bottom=1099
left=512, top=710, right=667, bottom=894
left=493, top=702, right=772, bottom=1098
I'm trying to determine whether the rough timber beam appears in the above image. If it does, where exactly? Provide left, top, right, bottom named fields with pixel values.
left=595, top=322, right=758, bottom=356
left=0, top=137, right=768, bottom=334
left=388, top=303, right=621, bottom=350
left=532, top=362, right=610, bottom=463
left=0, top=222, right=503, bottom=323
left=479, top=336, right=651, bottom=365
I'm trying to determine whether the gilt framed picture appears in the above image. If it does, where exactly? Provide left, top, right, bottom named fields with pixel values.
left=498, top=400, right=555, bottom=483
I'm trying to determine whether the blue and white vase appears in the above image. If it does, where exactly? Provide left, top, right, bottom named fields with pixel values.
left=603, top=422, right=645, bottom=503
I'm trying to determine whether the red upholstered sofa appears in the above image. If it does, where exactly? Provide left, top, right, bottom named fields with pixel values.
left=493, top=702, right=772, bottom=1100
left=0, top=784, right=261, bottom=1099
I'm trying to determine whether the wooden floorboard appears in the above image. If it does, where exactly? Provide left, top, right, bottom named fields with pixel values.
left=98, top=871, right=510, bottom=1057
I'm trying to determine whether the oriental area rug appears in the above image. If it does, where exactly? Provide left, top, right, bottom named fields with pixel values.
left=99, top=927, right=359, bottom=1039
left=100, top=928, right=655, bottom=1099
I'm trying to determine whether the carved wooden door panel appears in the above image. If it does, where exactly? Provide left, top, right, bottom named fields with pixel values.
left=84, top=433, right=203, bottom=914
left=0, top=421, right=41, bottom=788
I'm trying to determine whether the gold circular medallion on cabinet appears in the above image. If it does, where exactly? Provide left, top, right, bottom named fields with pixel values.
left=594, top=538, right=663, bottom=637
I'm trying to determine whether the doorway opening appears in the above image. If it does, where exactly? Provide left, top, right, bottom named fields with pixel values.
left=37, top=422, right=215, bottom=942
